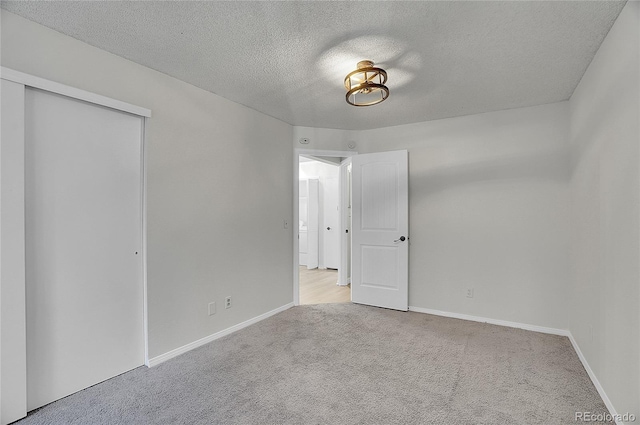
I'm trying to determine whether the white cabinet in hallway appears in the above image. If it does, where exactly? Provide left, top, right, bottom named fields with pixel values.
left=299, top=178, right=318, bottom=269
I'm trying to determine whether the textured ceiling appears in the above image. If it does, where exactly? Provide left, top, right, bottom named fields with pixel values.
left=1, top=1, right=626, bottom=130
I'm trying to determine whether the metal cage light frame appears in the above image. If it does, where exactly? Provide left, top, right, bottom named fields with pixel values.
left=344, top=60, right=389, bottom=107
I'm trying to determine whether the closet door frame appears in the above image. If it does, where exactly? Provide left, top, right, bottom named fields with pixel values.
left=0, top=67, right=151, bottom=425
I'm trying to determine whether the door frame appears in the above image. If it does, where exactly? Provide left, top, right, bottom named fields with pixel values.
left=0, top=67, right=151, bottom=425
left=293, top=149, right=356, bottom=306
left=338, top=158, right=352, bottom=288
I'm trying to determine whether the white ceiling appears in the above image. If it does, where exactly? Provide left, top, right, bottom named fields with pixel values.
left=1, top=1, right=626, bottom=130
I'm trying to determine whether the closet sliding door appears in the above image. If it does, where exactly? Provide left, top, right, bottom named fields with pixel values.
left=1, top=68, right=151, bottom=424
left=25, top=87, right=145, bottom=410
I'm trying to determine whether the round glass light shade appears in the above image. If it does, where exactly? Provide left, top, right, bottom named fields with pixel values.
left=344, top=60, right=389, bottom=107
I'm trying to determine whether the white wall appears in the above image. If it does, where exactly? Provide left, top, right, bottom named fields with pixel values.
left=300, top=159, right=340, bottom=269
left=1, top=10, right=293, bottom=359
left=568, top=1, right=640, bottom=420
left=297, top=102, right=571, bottom=330
left=300, top=159, right=339, bottom=180
left=359, top=103, right=571, bottom=329
left=293, top=126, right=358, bottom=152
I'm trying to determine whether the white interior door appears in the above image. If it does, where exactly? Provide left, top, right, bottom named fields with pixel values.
left=25, top=88, right=145, bottom=410
left=323, top=176, right=340, bottom=269
left=351, top=150, right=408, bottom=311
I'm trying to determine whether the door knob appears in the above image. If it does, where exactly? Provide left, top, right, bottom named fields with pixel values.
left=394, top=236, right=406, bottom=242
left=327, top=227, right=331, bottom=230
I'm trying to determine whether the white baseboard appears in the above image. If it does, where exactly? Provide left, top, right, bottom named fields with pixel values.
left=408, top=306, right=569, bottom=336
left=409, top=306, right=621, bottom=424
left=567, top=333, right=621, bottom=424
left=147, top=302, right=294, bottom=367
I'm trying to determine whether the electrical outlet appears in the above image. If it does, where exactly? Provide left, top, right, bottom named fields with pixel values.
left=225, top=296, right=232, bottom=309
left=208, top=302, right=216, bottom=316
left=466, top=288, right=474, bottom=298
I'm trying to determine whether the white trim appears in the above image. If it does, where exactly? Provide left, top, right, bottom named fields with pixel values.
left=408, top=306, right=569, bottom=336
left=1, top=79, right=28, bottom=425
left=297, top=149, right=357, bottom=158
left=141, top=118, right=150, bottom=367
left=567, top=333, right=621, bottom=425
left=338, top=158, right=352, bottom=287
left=0, top=67, right=151, bottom=118
left=293, top=153, right=300, bottom=305
left=147, top=303, right=294, bottom=367
left=294, top=149, right=356, bottom=306
left=409, top=306, right=621, bottom=424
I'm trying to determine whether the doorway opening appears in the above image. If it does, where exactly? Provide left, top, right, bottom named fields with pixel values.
left=293, top=150, right=355, bottom=306
left=293, top=148, right=409, bottom=311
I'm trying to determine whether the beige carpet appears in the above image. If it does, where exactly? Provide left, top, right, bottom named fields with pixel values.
left=16, top=304, right=611, bottom=424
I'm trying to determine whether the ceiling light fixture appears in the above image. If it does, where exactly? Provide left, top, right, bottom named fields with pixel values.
left=344, top=60, right=389, bottom=107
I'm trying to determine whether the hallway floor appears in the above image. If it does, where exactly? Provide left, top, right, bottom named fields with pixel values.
left=299, top=266, right=350, bottom=304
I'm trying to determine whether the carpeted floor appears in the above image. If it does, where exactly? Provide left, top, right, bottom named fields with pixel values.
left=16, top=304, right=611, bottom=424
